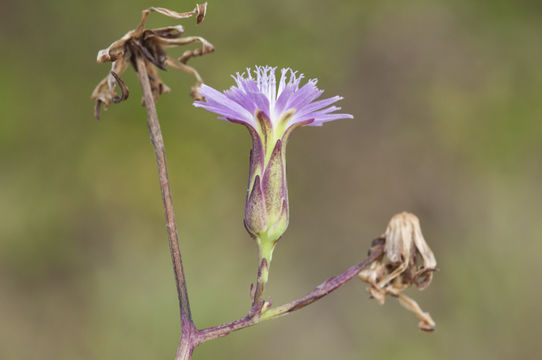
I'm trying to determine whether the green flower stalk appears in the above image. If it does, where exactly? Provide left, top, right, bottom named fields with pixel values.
left=194, top=66, right=352, bottom=275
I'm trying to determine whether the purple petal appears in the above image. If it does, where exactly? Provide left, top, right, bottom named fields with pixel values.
left=294, top=96, right=343, bottom=118
left=309, top=113, right=354, bottom=126
left=273, top=84, right=296, bottom=116
left=284, top=81, right=323, bottom=112
left=193, top=66, right=352, bottom=130
left=196, top=84, right=253, bottom=122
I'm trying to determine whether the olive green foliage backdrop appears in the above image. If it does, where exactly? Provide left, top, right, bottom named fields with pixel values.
left=1, top=0, right=541, bottom=359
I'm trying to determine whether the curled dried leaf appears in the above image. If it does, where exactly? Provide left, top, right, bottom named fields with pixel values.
left=359, top=212, right=437, bottom=332
left=110, top=71, right=129, bottom=104
left=195, top=3, right=207, bottom=24
left=91, top=60, right=130, bottom=119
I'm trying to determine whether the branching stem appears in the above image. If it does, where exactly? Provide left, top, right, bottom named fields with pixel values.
left=134, top=45, right=383, bottom=360
left=195, top=243, right=384, bottom=345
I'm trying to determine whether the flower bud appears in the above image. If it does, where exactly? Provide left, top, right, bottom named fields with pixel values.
left=243, top=111, right=291, bottom=262
left=194, top=66, right=353, bottom=263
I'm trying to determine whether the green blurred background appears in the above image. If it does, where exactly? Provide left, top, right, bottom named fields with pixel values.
left=1, top=0, right=541, bottom=359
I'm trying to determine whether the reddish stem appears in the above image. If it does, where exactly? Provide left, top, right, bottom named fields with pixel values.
left=195, top=242, right=383, bottom=344
left=134, top=53, right=195, bottom=359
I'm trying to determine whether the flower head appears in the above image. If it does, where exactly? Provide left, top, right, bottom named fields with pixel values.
left=91, top=3, right=214, bottom=119
left=359, top=212, right=437, bottom=332
left=194, top=66, right=352, bottom=263
left=194, top=65, right=352, bottom=130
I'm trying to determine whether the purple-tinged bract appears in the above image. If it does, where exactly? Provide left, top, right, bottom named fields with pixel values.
left=194, top=66, right=352, bottom=263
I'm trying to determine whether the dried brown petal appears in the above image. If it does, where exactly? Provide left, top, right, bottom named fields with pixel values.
left=145, top=62, right=171, bottom=102
left=132, top=39, right=166, bottom=70
left=397, top=293, right=436, bottom=332
left=384, top=212, right=437, bottom=287
left=195, top=3, right=207, bottom=24
left=110, top=71, right=129, bottom=103
left=148, top=26, right=185, bottom=39
left=154, top=36, right=215, bottom=64
left=91, top=59, right=130, bottom=119
left=148, top=4, right=206, bottom=22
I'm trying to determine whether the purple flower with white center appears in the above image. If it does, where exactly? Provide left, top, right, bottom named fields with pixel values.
left=194, top=66, right=352, bottom=265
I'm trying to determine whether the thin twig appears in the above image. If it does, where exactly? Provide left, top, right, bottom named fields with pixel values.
left=133, top=50, right=195, bottom=359
left=195, top=242, right=384, bottom=345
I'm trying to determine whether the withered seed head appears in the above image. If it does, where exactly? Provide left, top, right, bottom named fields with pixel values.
left=91, top=2, right=214, bottom=119
left=359, top=212, right=437, bottom=332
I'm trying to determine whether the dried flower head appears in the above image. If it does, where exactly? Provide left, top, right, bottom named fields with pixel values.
left=193, top=66, right=352, bottom=264
left=91, top=3, right=214, bottom=119
left=359, top=212, right=437, bottom=332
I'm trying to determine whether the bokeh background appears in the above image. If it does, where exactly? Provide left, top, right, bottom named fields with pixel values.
left=1, top=0, right=541, bottom=359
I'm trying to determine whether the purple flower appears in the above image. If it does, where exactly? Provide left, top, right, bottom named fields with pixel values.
left=194, top=66, right=352, bottom=263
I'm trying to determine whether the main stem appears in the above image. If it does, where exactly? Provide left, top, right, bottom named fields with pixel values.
left=134, top=54, right=195, bottom=359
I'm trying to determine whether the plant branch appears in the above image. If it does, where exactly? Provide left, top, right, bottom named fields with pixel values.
left=134, top=51, right=195, bottom=359
left=195, top=240, right=384, bottom=345
left=132, top=46, right=385, bottom=356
